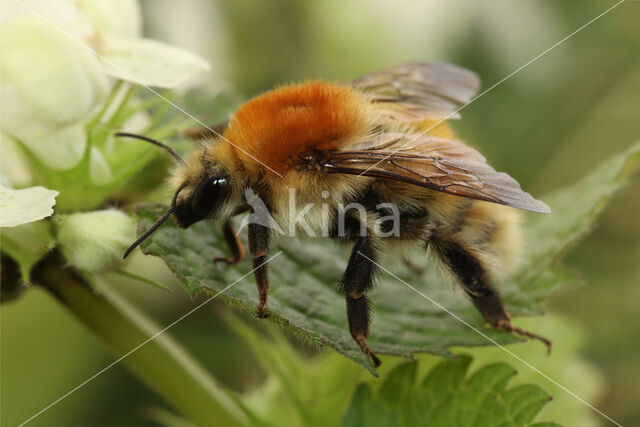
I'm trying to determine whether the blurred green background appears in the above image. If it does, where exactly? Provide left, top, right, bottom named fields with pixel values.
left=2, top=0, right=639, bottom=425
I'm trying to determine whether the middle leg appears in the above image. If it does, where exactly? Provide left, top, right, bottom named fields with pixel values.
left=336, top=218, right=381, bottom=366
left=248, top=222, right=271, bottom=318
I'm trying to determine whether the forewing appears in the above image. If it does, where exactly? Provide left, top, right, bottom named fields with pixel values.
left=324, top=134, right=551, bottom=213
left=350, top=62, right=481, bottom=123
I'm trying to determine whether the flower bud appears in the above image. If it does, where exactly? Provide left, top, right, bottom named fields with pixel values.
left=57, top=209, right=136, bottom=272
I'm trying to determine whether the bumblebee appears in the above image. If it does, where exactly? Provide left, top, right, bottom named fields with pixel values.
left=118, top=63, right=551, bottom=366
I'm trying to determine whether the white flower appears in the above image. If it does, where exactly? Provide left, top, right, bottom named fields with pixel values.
left=1, top=0, right=211, bottom=88
left=0, top=0, right=210, bottom=171
left=76, top=0, right=142, bottom=38
left=0, top=132, right=33, bottom=187
left=0, top=17, right=109, bottom=169
left=0, top=0, right=93, bottom=39
left=100, top=35, right=210, bottom=88
left=78, top=0, right=210, bottom=88
left=0, top=183, right=58, bottom=228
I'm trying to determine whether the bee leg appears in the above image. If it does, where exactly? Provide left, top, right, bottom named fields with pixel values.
left=402, top=257, right=425, bottom=275
left=248, top=222, right=270, bottom=318
left=213, top=220, right=245, bottom=266
left=431, top=239, right=552, bottom=352
left=338, top=224, right=381, bottom=367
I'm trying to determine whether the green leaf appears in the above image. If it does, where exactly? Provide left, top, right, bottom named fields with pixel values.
left=224, top=313, right=368, bottom=427
left=112, top=269, right=172, bottom=292
left=456, top=314, right=606, bottom=427
left=519, top=142, right=640, bottom=283
left=341, top=356, right=558, bottom=427
left=226, top=313, right=583, bottom=426
left=133, top=143, right=640, bottom=374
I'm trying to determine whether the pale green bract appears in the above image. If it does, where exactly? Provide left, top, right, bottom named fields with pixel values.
left=57, top=209, right=136, bottom=273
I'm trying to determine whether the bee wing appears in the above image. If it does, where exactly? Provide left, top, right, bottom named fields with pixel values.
left=323, top=133, right=550, bottom=213
left=350, top=62, right=481, bottom=124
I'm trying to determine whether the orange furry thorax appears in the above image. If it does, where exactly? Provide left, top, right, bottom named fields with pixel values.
left=223, top=81, right=370, bottom=176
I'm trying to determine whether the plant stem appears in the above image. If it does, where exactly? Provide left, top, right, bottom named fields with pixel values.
left=35, top=260, right=248, bottom=426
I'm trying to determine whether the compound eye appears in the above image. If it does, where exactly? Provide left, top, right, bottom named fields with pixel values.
left=189, top=174, right=231, bottom=216
left=173, top=174, right=231, bottom=228
left=211, top=177, right=228, bottom=186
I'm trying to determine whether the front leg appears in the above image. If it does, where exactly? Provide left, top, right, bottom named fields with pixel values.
left=248, top=222, right=270, bottom=318
left=213, top=220, right=245, bottom=266
left=213, top=205, right=250, bottom=266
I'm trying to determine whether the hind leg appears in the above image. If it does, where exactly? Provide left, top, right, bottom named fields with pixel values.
left=430, top=238, right=551, bottom=351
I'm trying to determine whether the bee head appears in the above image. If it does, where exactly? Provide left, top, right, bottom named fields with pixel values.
left=173, top=165, right=233, bottom=228
left=115, top=132, right=238, bottom=259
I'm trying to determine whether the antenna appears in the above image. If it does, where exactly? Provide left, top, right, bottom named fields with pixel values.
left=123, top=184, right=186, bottom=259
left=115, top=132, right=185, bottom=165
